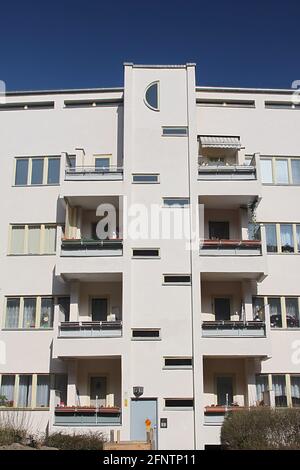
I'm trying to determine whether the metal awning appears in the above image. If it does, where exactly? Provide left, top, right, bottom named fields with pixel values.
left=198, top=135, right=241, bottom=149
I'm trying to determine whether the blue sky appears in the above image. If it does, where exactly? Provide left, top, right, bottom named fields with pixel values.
left=1, top=0, right=300, bottom=91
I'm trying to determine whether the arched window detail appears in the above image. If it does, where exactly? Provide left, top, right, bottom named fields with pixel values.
left=144, top=81, right=159, bottom=111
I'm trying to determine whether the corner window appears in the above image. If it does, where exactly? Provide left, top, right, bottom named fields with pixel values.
left=144, top=82, right=159, bottom=111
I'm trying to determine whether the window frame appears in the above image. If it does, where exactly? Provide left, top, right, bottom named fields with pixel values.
left=14, top=156, right=60, bottom=187
left=132, top=173, right=160, bottom=184
left=8, top=224, right=57, bottom=256
left=164, top=398, right=194, bottom=410
left=3, top=296, right=56, bottom=330
left=163, top=274, right=191, bottom=285
left=131, top=328, right=161, bottom=341
left=162, top=126, right=188, bottom=137
left=260, top=156, right=300, bottom=186
left=0, top=373, right=55, bottom=409
left=163, top=357, right=193, bottom=370
left=144, top=81, right=160, bottom=111
left=132, top=248, right=160, bottom=259
left=163, top=197, right=190, bottom=208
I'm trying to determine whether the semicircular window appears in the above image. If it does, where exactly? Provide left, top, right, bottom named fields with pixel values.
left=144, top=81, right=159, bottom=111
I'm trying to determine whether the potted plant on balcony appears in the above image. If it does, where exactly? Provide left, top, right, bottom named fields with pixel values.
left=0, top=395, right=13, bottom=407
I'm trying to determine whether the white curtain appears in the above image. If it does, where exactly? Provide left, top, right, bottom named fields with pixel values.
left=5, top=298, right=20, bottom=328
left=260, top=159, right=273, bottom=183
left=280, top=224, right=294, bottom=249
left=291, top=377, right=300, bottom=400
left=286, top=298, right=299, bottom=326
left=28, top=226, right=40, bottom=254
left=44, top=226, right=56, bottom=254
left=36, top=376, right=50, bottom=407
left=256, top=375, right=268, bottom=401
left=272, top=375, right=286, bottom=397
left=0, top=375, right=15, bottom=402
left=11, top=226, right=25, bottom=254
left=40, top=298, right=54, bottom=328
left=18, top=375, right=32, bottom=407
left=276, top=159, right=289, bottom=184
left=23, top=298, right=36, bottom=328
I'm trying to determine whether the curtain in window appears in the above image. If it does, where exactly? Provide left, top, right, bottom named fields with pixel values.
left=291, top=159, right=300, bottom=185
left=269, top=298, right=282, bottom=327
left=40, top=298, right=54, bottom=328
left=272, top=375, right=287, bottom=406
left=291, top=376, right=300, bottom=406
left=265, top=224, right=277, bottom=252
left=18, top=375, right=32, bottom=407
left=23, top=298, right=36, bottom=328
left=28, top=226, right=40, bottom=254
left=11, top=226, right=25, bottom=254
left=280, top=224, right=294, bottom=252
left=256, top=375, right=268, bottom=401
left=44, top=226, right=56, bottom=254
left=0, top=375, right=15, bottom=402
left=252, top=297, right=265, bottom=320
left=276, top=159, right=289, bottom=184
left=5, top=298, right=20, bottom=328
left=54, top=374, right=68, bottom=406
left=286, top=298, right=300, bottom=328
left=36, top=375, right=50, bottom=407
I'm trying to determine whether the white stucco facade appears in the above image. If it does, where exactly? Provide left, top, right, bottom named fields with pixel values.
left=0, top=63, right=300, bottom=449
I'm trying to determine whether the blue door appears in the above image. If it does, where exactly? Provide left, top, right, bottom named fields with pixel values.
left=130, top=399, right=157, bottom=449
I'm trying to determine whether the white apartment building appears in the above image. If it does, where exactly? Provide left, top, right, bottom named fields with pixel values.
left=0, top=63, right=300, bottom=450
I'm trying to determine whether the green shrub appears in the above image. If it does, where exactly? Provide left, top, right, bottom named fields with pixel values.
left=44, top=431, right=105, bottom=450
left=221, top=407, right=300, bottom=450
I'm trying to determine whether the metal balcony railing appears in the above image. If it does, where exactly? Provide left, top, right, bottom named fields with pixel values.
left=65, top=165, right=123, bottom=180
left=200, top=239, right=262, bottom=255
left=54, top=406, right=121, bottom=425
left=202, top=320, right=266, bottom=337
left=59, top=320, right=122, bottom=337
left=61, top=238, right=123, bottom=256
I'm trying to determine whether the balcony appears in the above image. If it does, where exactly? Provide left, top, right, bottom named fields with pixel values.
left=198, top=164, right=256, bottom=180
left=65, top=165, right=123, bottom=181
left=61, top=238, right=123, bottom=257
left=54, top=406, right=121, bottom=426
left=204, top=405, right=247, bottom=425
left=59, top=320, right=122, bottom=338
left=202, top=320, right=266, bottom=337
left=200, top=239, right=261, bottom=256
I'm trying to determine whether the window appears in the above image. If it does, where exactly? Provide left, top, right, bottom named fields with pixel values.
left=265, top=224, right=278, bottom=253
left=276, top=159, right=289, bottom=184
left=14, top=156, right=60, bottom=186
left=66, top=155, right=76, bottom=169
left=291, top=376, right=300, bottom=407
left=132, top=174, right=159, bottom=183
left=132, top=248, right=159, bottom=258
left=163, top=275, right=191, bottom=284
left=209, top=221, right=230, bottom=240
left=132, top=329, right=160, bottom=339
left=23, top=298, right=36, bottom=328
left=0, top=375, right=15, bottom=405
left=144, top=82, right=159, bottom=111
left=260, top=159, right=273, bottom=183
left=18, top=375, right=32, bottom=407
left=297, top=225, right=300, bottom=252
left=164, top=399, right=194, bottom=409
left=280, top=224, right=294, bottom=253
left=95, top=157, right=110, bottom=170
left=40, top=298, right=54, bottom=328
left=5, top=296, right=55, bottom=330
left=285, top=298, right=300, bottom=328
left=272, top=375, right=287, bottom=407
left=269, top=297, right=282, bottom=328
left=36, top=375, right=50, bottom=407
left=163, top=198, right=189, bottom=207
left=252, top=297, right=265, bottom=321
left=55, top=374, right=68, bottom=406
left=164, top=358, right=192, bottom=368
left=15, top=159, right=29, bottom=185
left=291, top=160, right=300, bottom=184
left=47, top=158, right=60, bottom=184
left=5, top=298, right=20, bottom=328
left=9, top=224, right=56, bottom=255
left=162, top=127, right=188, bottom=136
left=256, top=375, right=268, bottom=402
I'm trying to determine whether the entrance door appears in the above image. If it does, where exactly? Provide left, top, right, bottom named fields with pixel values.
left=90, top=376, right=107, bottom=407
left=214, top=298, right=231, bottom=321
left=131, top=399, right=158, bottom=449
left=91, top=298, right=108, bottom=321
left=209, top=221, right=230, bottom=240
left=216, top=376, right=234, bottom=406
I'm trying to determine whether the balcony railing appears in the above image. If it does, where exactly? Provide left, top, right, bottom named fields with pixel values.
left=59, top=321, right=122, bottom=337
left=202, top=320, right=266, bottom=337
left=198, top=163, right=256, bottom=180
left=54, top=406, right=121, bottom=425
left=200, top=239, right=261, bottom=256
left=204, top=405, right=247, bottom=425
left=65, top=165, right=123, bottom=181
left=61, top=238, right=123, bottom=256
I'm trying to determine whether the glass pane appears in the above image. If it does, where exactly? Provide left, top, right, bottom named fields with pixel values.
left=256, top=375, right=268, bottom=402
left=269, top=298, right=282, bottom=328
left=36, top=376, right=50, bottom=407
left=95, top=157, right=110, bottom=169
left=23, top=298, right=36, bottom=328
left=291, top=376, right=300, bottom=407
left=54, top=374, right=68, bottom=406
left=18, top=375, right=32, bottom=407
left=145, top=83, right=159, bottom=110
left=47, top=158, right=60, bottom=184
left=44, top=226, right=56, bottom=254
left=28, top=226, right=40, bottom=254
left=0, top=375, right=15, bottom=405
left=11, top=226, right=25, bottom=254
left=291, top=160, right=300, bottom=185
left=133, top=174, right=158, bottom=183
left=265, top=224, right=277, bottom=253
left=163, top=198, right=189, bottom=207
left=15, top=159, right=28, bottom=185
left=276, top=159, right=289, bottom=184
left=5, top=298, right=20, bottom=328
left=163, top=127, right=188, bottom=136
left=67, top=156, right=76, bottom=168
left=280, top=224, right=294, bottom=253
left=31, top=158, right=44, bottom=184
left=252, top=297, right=265, bottom=321
left=297, top=225, right=300, bottom=253
left=260, top=159, right=273, bottom=183
left=272, top=375, right=287, bottom=407
left=40, top=298, right=54, bottom=328
left=286, top=298, right=300, bottom=328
